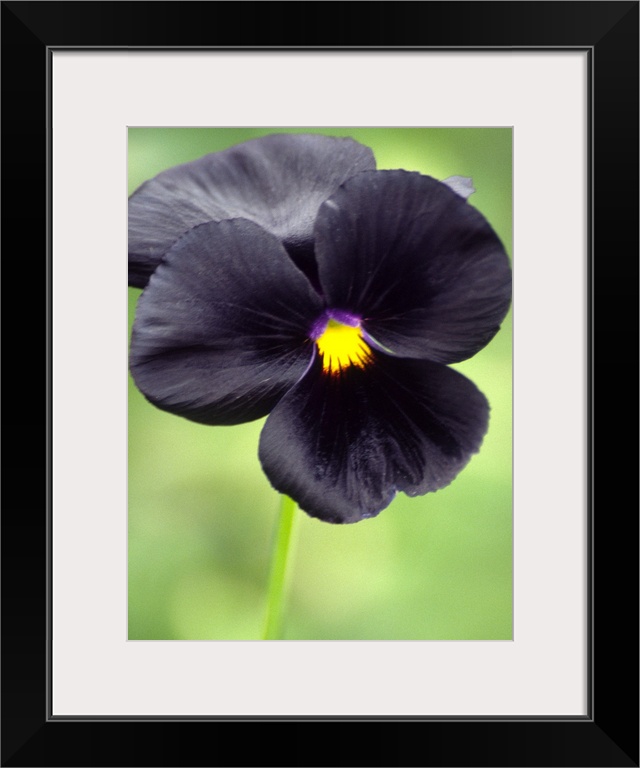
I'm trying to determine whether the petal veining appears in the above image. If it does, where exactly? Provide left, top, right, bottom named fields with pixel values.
left=314, top=170, right=512, bottom=364
left=130, top=219, right=323, bottom=425
left=258, top=352, right=489, bottom=523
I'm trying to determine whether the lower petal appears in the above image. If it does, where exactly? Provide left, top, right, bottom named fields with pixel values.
left=258, top=353, right=489, bottom=524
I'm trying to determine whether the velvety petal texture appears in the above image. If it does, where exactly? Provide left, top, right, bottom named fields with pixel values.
left=128, top=134, right=376, bottom=287
left=130, top=219, right=323, bottom=425
left=314, top=170, right=512, bottom=364
left=258, top=352, right=489, bottom=523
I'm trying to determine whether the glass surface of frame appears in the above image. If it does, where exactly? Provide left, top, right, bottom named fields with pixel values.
left=53, top=50, right=584, bottom=719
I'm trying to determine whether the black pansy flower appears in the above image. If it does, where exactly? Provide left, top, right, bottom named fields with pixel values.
left=129, top=134, right=512, bottom=524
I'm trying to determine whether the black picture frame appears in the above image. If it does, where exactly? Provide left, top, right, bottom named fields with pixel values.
left=2, top=2, right=638, bottom=766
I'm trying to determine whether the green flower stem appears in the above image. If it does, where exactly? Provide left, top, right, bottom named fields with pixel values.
left=262, top=494, right=297, bottom=640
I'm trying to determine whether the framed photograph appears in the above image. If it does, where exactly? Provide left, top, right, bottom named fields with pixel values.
left=2, top=2, right=637, bottom=766
left=127, top=124, right=514, bottom=645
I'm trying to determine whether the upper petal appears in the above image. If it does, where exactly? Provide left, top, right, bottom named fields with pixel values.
left=258, top=352, right=489, bottom=524
left=128, top=134, right=376, bottom=287
left=442, top=175, right=476, bottom=199
left=314, top=170, right=512, bottom=364
left=130, top=218, right=323, bottom=425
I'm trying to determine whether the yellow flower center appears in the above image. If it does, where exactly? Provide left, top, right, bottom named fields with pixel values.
left=316, top=319, right=372, bottom=374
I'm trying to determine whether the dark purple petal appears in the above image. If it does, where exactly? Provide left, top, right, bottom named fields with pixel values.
left=128, top=134, right=376, bottom=287
left=130, top=219, right=323, bottom=425
left=258, top=352, right=489, bottom=524
left=314, top=170, right=512, bottom=364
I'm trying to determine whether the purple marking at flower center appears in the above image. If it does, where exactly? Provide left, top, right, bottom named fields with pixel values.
left=309, top=308, right=362, bottom=340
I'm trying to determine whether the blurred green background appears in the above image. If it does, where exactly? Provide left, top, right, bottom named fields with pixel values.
left=128, top=127, right=512, bottom=641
